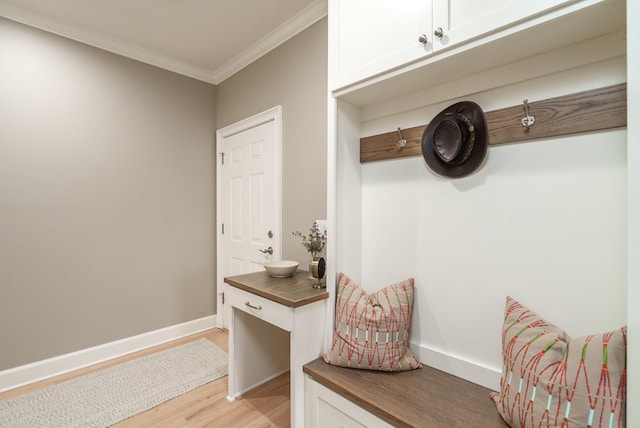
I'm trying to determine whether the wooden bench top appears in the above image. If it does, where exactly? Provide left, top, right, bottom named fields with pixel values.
left=303, top=358, right=508, bottom=428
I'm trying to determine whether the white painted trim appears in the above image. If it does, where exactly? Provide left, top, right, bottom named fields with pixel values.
left=0, top=0, right=327, bottom=85
left=0, top=3, right=216, bottom=83
left=0, top=315, right=217, bottom=393
left=226, top=368, right=289, bottom=402
left=213, top=0, right=328, bottom=83
left=359, top=31, right=626, bottom=122
left=626, top=0, right=638, bottom=425
left=412, top=341, right=501, bottom=392
left=216, top=105, right=284, bottom=138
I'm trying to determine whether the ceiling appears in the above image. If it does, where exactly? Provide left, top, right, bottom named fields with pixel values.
left=0, top=0, right=327, bottom=84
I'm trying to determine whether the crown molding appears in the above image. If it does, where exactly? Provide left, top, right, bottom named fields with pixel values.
left=211, top=0, right=328, bottom=84
left=0, top=2, right=217, bottom=83
left=0, top=0, right=328, bottom=85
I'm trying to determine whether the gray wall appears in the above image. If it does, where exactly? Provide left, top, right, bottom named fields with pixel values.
left=0, top=17, right=217, bottom=369
left=216, top=18, right=328, bottom=265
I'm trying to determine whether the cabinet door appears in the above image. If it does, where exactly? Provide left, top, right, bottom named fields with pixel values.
left=305, top=376, right=394, bottom=428
left=433, top=0, right=574, bottom=51
left=317, top=399, right=367, bottom=428
left=330, top=0, right=433, bottom=89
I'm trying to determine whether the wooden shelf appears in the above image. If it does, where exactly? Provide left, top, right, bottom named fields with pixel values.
left=360, top=83, right=626, bottom=163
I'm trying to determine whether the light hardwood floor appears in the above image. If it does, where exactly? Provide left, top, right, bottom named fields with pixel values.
left=0, top=329, right=290, bottom=428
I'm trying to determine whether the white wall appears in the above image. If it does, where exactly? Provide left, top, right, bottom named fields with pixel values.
left=357, top=55, right=627, bottom=389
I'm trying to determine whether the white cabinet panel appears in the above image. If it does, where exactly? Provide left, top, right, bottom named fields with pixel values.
left=330, top=0, right=576, bottom=90
left=433, top=0, right=575, bottom=51
left=330, top=0, right=432, bottom=89
left=305, top=375, right=393, bottom=428
left=317, top=399, right=367, bottom=428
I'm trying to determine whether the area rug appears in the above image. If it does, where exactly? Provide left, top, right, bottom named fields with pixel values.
left=0, top=338, right=228, bottom=427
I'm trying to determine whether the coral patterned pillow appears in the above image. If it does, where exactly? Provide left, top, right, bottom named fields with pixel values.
left=490, top=296, right=627, bottom=428
left=322, top=272, right=421, bottom=371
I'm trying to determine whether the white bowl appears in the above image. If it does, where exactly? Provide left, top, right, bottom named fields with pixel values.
left=264, top=260, right=299, bottom=278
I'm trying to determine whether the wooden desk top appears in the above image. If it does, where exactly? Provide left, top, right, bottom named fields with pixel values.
left=223, top=270, right=329, bottom=308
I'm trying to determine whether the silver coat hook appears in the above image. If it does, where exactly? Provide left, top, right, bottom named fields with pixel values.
left=396, top=127, right=407, bottom=149
left=521, top=99, right=535, bottom=128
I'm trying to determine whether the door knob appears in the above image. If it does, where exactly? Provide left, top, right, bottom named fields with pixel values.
left=418, top=34, right=428, bottom=45
left=259, top=246, right=273, bottom=255
left=434, top=27, right=444, bottom=38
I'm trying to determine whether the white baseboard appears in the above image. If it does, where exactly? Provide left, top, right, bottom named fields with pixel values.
left=411, top=341, right=502, bottom=391
left=0, top=315, right=218, bottom=393
left=227, top=368, right=289, bottom=402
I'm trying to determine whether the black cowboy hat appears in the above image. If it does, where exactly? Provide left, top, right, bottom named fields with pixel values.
left=421, top=101, right=488, bottom=178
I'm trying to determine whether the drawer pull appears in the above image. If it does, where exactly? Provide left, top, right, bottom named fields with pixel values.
left=245, top=301, right=262, bottom=311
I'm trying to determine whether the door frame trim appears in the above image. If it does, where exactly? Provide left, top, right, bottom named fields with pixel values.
left=215, top=106, right=283, bottom=328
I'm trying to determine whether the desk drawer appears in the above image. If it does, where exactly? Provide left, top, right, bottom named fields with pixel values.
left=227, top=286, right=292, bottom=331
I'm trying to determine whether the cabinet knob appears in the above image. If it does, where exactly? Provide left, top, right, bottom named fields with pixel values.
left=434, top=27, right=444, bottom=38
left=418, top=34, right=428, bottom=45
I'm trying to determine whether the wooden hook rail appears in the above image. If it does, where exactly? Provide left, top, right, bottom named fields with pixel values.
left=360, top=83, right=627, bottom=163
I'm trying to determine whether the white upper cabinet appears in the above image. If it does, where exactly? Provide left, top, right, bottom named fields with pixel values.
left=432, top=0, right=574, bottom=51
left=329, top=0, right=576, bottom=91
left=329, top=0, right=433, bottom=90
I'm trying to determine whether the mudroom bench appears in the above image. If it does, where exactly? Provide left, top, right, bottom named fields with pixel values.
left=303, top=358, right=508, bottom=428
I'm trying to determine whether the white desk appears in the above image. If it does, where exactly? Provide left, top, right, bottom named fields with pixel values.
left=224, top=270, right=328, bottom=428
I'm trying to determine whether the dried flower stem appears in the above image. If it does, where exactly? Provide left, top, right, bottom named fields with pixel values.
left=292, top=221, right=327, bottom=257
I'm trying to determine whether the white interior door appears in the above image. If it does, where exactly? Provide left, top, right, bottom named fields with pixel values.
left=216, top=107, right=282, bottom=330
